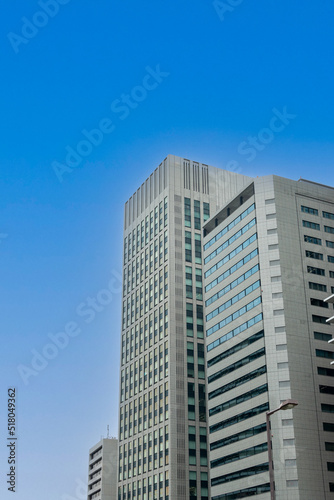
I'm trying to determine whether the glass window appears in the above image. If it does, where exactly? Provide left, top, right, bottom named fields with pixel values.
left=301, top=205, right=318, bottom=215
left=306, top=250, right=323, bottom=260
left=323, top=211, right=334, bottom=220
left=325, top=226, right=334, bottom=234
left=303, top=220, right=320, bottom=230
left=304, top=235, right=322, bottom=244
left=184, top=198, right=191, bottom=228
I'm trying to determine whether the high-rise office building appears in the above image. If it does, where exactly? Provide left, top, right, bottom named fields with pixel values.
left=87, top=437, right=118, bottom=500
left=117, top=155, right=251, bottom=500
left=203, top=175, right=334, bottom=500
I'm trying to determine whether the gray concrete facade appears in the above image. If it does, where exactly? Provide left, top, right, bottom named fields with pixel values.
left=87, top=438, right=118, bottom=500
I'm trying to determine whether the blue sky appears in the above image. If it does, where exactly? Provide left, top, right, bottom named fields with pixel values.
left=0, top=1, right=333, bottom=499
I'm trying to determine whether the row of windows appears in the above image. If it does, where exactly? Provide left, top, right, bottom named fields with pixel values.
left=206, top=264, right=260, bottom=308
left=185, top=266, right=203, bottom=300
left=304, top=235, right=334, bottom=248
left=204, top=217, right=256, bottom=265
left=124, top=232, right=168, bottom=296
left=122, top=267, right=168, bottom=330
left=303, top=219, right=334, bottom=234
left=211, top=462, right=269, bottom=487
left=306, top=250, right=334, bottom=263
left=188, top=425, right=208, bottom=466
left=317, top=349, right=334, bottom=360
left=187, top=341, right=205, bottom=379
left=209, top=384, right=268, bottom=417
left=124, top=198, right=168, bottom=265
left=206, top=280, right=261, bottom=323
left=210, top=442, right=268, bottom=469
left=210, top=423, right=267, bottom=452
left=186, top=303, right=204, bottom=339
left=311, top=297, right=329, bottom=308
left=315, top=331, right=332, bottom=342
left=209, top=402, right=269, bottom=434
left=185, top=231, right=202, bottom=264
left=204, top=203, right=255, bottom=250
left=209, top=365, right=267, bottom=401
left=301, top=206, right=334, bottom=220
left=308, top=266, right=334, bottom=278
left=309, top=282, right=328, bottom=292
left=120, top=342, right=169, bottom=404
left=205, top=232, right=257, bottom=279
left=119, top=426, right=169, bottom=481
left=207, top=313, right=263, bottom=352
left=122, top=304, right=168, bottom=366
left=208, top=347, right=265, bottom=384
left=118, top=470, right=169, bottom=500
left=212, top=483, right=270, bottom=500
left=189, top=470, right=209, bottom=500
left=207, top=330, right=264, bottom=368
left=119, top=381, right=169, bottom=440
left=206, top=247, right=259, bottom=294
left=185, top=198, right=210, bottom=229
left=207, top=296, right=262, bottom=337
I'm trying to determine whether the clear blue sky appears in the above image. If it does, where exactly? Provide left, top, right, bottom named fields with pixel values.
left=0, top=1, right=333, bottom=499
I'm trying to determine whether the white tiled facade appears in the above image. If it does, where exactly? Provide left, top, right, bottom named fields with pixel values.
left=204, top=175, right=334, bottom=500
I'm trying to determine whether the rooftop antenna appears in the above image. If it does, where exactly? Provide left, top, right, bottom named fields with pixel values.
left=107, top=425, right=110, bottom=439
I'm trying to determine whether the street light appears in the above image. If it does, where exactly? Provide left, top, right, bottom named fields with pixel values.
left=266, top=399, right=298, bottom=500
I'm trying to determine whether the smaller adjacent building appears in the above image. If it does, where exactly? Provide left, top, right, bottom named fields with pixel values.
left=87, top=437, right=118, bottom=500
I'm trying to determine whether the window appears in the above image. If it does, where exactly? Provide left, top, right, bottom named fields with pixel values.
left=318, top=367, right=334, bottom=377
left=185, top=231, right=192, bottom=262
left=307, top=266, right=325, bottom=276
left=208, top=348, right=265, bottom=384
left=206, top=296, right=262, bottom=337
left=312, top=315, right=328, bottom=324
left=330, top=271, right=334, bottom=279
left=210, top=442, right=268, bottom=468
left=203, top=202, right=210, bottom=222
left=329, top=256, right=334, bottom=263
left=208, top=330, right=264, bottom=368
left=320, top=386, right=334, bottom=395
left=209, top=384, right=268, bottom=417
left=211, top=484, right=270, bottom=500
left=194, top=233, right=201, bottom=264
left=306, top=250, right=323, bottom=260
left=194, top=200, right=201, bottom=230
left=206, top=263, right=260, bottom=307
left=207, top=313, right=263, bottom=352
left=311, top=298, right=329, bottom=308
left=325, top=226, right=334, bottom=234
left=315, top=331, right=332, bottom=341
left=210, top=423, right=266, bottom=451
left=211, top=463, right=269, bottom=487
left=323, top=211, right=334, bottom=220
left=209, top=402, right=269, bottom=434
left=324, top=422, right=334, bottom=432
left=316, top=349, right=334, bottom=360
left=302, top=206, right=318, bottom=215
left=204, top=203, right=255, bottom=250
left=303, top=220, right=320, bottom=230
left=184, top=198, right=191, bottom=227
left=327, top=241, right=334, bottom=249
left=325, top=442, right=334, bottom=451
left=186, top=266, right=193, bottom=299
left=304, top=235, right=322, bottom=245
left=309, top=282, right=327, bottom=292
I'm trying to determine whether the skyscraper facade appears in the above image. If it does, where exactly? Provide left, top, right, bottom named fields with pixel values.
left=117, top=155, right=251, bottom=500
left=203, top=175, right=334, bottom=500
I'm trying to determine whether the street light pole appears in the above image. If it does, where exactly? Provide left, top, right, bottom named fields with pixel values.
left=266, top=399, right=298, bottom=500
